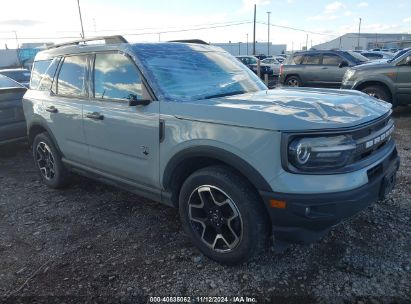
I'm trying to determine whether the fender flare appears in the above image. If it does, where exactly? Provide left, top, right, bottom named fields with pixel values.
left=28, top=118, right=63, bottom=155
left=162, top=146, right=273, bottom=192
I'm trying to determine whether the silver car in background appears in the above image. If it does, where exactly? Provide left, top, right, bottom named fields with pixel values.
left=261, top=57, right=281, bottom=75
left=0, top=75, right=27, bottom=145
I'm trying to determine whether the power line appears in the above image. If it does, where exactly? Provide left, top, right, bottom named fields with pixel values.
left=57, top=19, right=253, bottom=33
left=256, top=21, right=338, bottom=37
left=0, top=21, right=253, bottom=40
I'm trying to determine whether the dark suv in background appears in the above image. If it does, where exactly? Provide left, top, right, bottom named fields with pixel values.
left=279, top=50, right=369, bottom=88
left=341, top=50, right=411, bottom=105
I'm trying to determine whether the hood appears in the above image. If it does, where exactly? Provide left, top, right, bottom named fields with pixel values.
left=351, top=60, right=393, bottom=70
left=170, top=88, right=391, bottom=131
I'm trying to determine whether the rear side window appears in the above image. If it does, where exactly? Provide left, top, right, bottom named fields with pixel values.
left=31, top=60, right=52, bottom=89
left=93, top=53, right=143, bottom=101
left=57, top=55, right=87, bottom=97
left=291, top=54, right=303, bottom=64
left=302, top=54, right=321, bottom=65
left=322, top=54, right=343, bottom=66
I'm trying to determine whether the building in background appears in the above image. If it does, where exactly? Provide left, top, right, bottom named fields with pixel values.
left=0, top=42, right=53, bottom=69
left=313, top=33, right=411, bottom=50
left=212, top=42, right=286, bottom=56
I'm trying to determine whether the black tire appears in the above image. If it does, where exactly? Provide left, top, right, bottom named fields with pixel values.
left=285, top=75, right=301, bottom=87
left=32, top=132, right=70, bottom=188
left=179, top=165, right=270, bottom=265
left=361, top=85, right=392, bottom=103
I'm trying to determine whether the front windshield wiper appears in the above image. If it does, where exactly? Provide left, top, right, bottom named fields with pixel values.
left=203, top=90, right=247, bottom=99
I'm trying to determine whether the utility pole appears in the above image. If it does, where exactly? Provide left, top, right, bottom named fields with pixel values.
left=246, top=33, right=249, bottom=55
left=77, top=0, right=85, bottom=39
left=291, top=41, right=294, bottom=53
left=357, top=17, right=362, bottom=50
left=93, top=18, right=97, bottom=33
left=238, top=42, right=241, bottom=55
left=158, top=33, right=161, bottom=42
left=266, top=11, right=271, bottom=56
left=305, top=34, right=308, bottom=50
left=13, top=31, right=19, bottom=49
left=253, top=4, right=256, bottom=55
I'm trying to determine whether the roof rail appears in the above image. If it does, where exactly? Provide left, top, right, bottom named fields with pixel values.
left=168, top=39, right=209, bottom=45
left=48, top=35, right=128, bottom=49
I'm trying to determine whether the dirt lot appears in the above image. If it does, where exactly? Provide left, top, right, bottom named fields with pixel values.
left=0, top=107, right=410, bottom=304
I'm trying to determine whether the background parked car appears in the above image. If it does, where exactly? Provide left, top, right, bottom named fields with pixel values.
left=279, top=50, right=369, bottom=88
left=341, top=49, right=411, bottom=105
left=236, top=56, right=273, bottom=76
left=0, top=74, right=27, bottom=145
left=360, top=51, right=394, bottom=61
left=261, top=57, right=281, bottom=75
left=273, top=56, right=285, bottom=64
left=0, top=68, right=31, bottom=88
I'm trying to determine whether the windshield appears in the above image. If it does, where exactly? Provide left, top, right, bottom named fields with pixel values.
left=344, top=51, right=369, bottom=64
left=390, top=49, right=411, bottom=62
left=134, top=44, right=266, bottom=102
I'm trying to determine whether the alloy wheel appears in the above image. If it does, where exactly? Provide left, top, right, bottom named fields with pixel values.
left=36, top=141, right=55, bottom=181
left=287, top=79, right=299, bottom=87
left=188, top=185, right=243, bottom=253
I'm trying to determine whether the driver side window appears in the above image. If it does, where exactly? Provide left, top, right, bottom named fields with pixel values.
left=93, top=53, right=143, bottom=102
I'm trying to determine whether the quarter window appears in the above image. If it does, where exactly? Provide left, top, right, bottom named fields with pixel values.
left=322, top=54, right=343, bottom=66
left=30, top=60, right=52, bottom=90
left=302, top=54, right=321, bottom=65
left=57, top=55, right=87, bottom=97
left=94, top=53, right=143, bottom=101
left=292, top=55, right=303, bottom=64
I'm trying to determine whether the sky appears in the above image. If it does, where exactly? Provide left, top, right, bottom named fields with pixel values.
left=0, top=0, right=410, bottom=50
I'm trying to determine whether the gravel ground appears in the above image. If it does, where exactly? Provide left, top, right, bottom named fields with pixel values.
left=0, top=107, right=410, bottom=304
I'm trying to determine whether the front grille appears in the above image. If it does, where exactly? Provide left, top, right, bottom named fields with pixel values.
left=353, top=116, right=394, bottom=162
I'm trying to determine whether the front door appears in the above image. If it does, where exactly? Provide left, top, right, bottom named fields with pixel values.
left=321, top=53, right=347, bottom=88
left=395, top=59, right=411, bottom=104
left=82, top=52, right=160, bottom=188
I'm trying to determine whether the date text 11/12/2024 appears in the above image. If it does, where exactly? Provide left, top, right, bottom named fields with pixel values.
left=149, top=296, right=257, bottom=303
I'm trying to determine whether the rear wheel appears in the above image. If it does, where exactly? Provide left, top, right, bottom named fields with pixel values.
left=361, top=85, right=391, bottom=103
left=285, top=75, right=301, bottom=87
left=33, top=132, right=70, bottom=188
left=179, top=165, right=270, bottom=265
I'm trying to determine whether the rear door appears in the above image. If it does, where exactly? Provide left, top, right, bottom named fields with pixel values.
left=300, top=53, right=322, bottom=86
left=321, top=53, right=347, bottom=88
left=42, top=55, right=90, bottom=164
left=82, top=52, right=160, bottom=188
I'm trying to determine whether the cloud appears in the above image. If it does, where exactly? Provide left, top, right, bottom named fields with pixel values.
left=358, top=2, right=368, bottom=8
left=325, top=2, right=345, bottom=14
left=307, top=2, right=345, bottom=21
left=307, top=15, right=338, bottom=21
left=237, top=0, right=271, bottom=14
left=404, top=17, right=411, bottom=23
left=0, top=19, right=42, bottom=27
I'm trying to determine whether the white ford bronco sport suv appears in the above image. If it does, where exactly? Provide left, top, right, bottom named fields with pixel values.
left=23, top=36, right=400, bottom=265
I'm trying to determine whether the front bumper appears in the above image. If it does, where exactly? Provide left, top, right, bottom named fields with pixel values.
left=259, top=146, right=400, bottom=244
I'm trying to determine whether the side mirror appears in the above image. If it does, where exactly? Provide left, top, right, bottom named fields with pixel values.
left=128, top=94, right=151, bottom=106
left=339, top=60, right=349, bottom=68
left=404, top=56, right=411, bottom=66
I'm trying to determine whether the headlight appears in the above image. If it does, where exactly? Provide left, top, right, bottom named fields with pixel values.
left=342, top=69, right=355, bottom=83
left=288, top=135, right=356, bottom=171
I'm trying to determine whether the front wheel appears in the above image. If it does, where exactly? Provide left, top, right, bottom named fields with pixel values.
left=179, top=166, right=270, bottom=265
left=361, top=85, right=392, bottom=103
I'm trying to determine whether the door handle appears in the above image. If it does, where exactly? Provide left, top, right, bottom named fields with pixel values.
left=86, top=112, right=104, bottom=120
left=45, top=106, right=58, bottom=113
left=321, top=67, right=328, bottom=69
